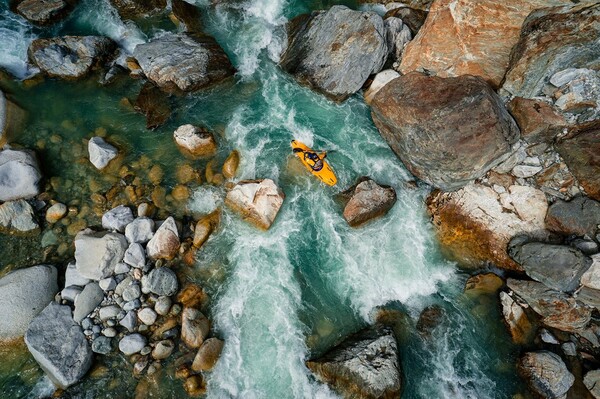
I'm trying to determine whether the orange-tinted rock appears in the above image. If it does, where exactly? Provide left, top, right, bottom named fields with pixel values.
left=400, top=0, right=570, bottom=88
left=193, top=210, right=220, bottom=248
left=222, top=150, right=240, bottom=180
left=177, top=283, right=209, bottom=309
left=507, top=97, right=568, bottom=145
left=191, top=338, right=224, bottom=372
left=500, top=292, right=536, bottom=344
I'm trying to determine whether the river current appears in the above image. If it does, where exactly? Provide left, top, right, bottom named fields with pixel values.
left=0, top=0, right=523, bottom=397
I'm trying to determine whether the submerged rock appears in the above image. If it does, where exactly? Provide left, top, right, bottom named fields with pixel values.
left=0, top=147, right=42, bottom=202
left=225, top=179, right=285, bottom=230
left=519, top=351, right=574, bottom=399
left=280, top=5, right=388, bottom=102
left=88, top=136, right=118, bottom=170
left=222, top=150, right=240, bottom=179
left=0, top=90, right=26, bottom=145
left=135, top=82, right=171, bottom=130
left=416, top=305, right=444, bottom=338
left=15, top=0, right=75, bottom=26
left=25, top=302, right=93, bottom=389
left=545, top=196, right=600, bottom=236
left=173, top=124, right=217, bottom=158
left=0, top=199, right=39, bottom=234
left=75, top=231, right=128, bottom=280
left=371, top=72, right=519, bottom=191
left=133, top=32, right=235, bottom=94
left=146, top=217, right=180, bottom=260
left=427, top=184, right=548, bottom=270
left=28, top=36, right=116, bottom=79
left=342, top=178, right=396, bottom=227
left=306, top=327, right=401, bottom=399
left=109, top=0, right=165, bottom=19
left=0, top=265, right=57, bottom=340
left=193, top=210, right=220, bottom=249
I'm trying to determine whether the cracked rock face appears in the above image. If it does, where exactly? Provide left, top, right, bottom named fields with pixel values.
left=519, top=351, right=574, bottom=399
left=225, top=179, right=285, bottom=230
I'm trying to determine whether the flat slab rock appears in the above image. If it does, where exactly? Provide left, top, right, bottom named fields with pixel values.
left=306, top=327, right=401, bottom=399
left=0, top=199, right=39, bottom=234
left=74, top=230, right=128, bottom=280
left=133, top=32, right=235, bottom=93
left=25, top=302, right=92, bottom=389
left=15, top=0, right=75, bottom=26
left=342, top=178, right=397, bottom=227
left=280, top=5, right=387, bottom=102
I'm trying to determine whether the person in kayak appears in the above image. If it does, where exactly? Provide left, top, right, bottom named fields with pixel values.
left=292, top=146, right=327, bottom=171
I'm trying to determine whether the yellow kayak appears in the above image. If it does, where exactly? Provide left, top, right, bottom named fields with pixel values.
left=291, top=140, right=337, bottom=186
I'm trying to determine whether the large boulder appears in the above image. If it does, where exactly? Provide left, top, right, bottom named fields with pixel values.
left=25, top=302, right=93, bottom=389
left=507, top=279, right=591, bottom=332
left=509, top=241, right=592, bottom=292
left=0, top=265, right=57, bottom=340
left=109, top=0, right=166, bottom=19
left=74, top=231, right=128, bottom=280
left=0, top=199, right=39, bottom=234
left=503, top=4, right=600, bottom=99
left=15, top=0, right=75, bottom=26
left=133, top=32, right=235, bottom=94
left=342, top=178, right=397, bottom=227
left=400, top=0, right=570, bottom=88
left=371, top=72, right=519, bottom=190
left=0, top=147, right=42, bottom=202
left=519, top=351, right=574, bottom=399
left=556, top=123, right=600, bottom=201
left=225, top=179, right=285, bottom=230
left=280, top=5, right=388, bottom=102
left=0, top=90, right=26, bottom=145
left=545, top=196, right=600, bottom=236
left=306, top=327, right=401, bottom=399
left=28, top=36, right=116, bottom=79
left=427, top=184, right=548, bottom=270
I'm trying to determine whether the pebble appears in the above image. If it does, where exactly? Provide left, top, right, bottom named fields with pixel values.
left=119, top=310, right=137, bottom=332
left=92, top=336, right=113, bottom=355
left=152, top=340, right=174, bottom=360
left=140, top=346, right=152, bottom=356
left=46, top=203, right=67, bottom=223
left=61, top=286, right=82, bottom=303
left=92, top=325, right=102, bottom=334
left=562, top=342, right=577, bottom=357
left=115, top=276, right=133, bottom=296
left=125, top=217, right=155, bottom=244
left=119, top=334, right=147, bottom=355
left=141, top=267, right=179, bottom=296
left=99, top=305, right=121, bottom=321
left=99, top=277, right=117, bottom=291
left=512, top=164, right=543, bottom=178
left=81, top=317, right=94, bottom=330
left=139, top=325, right=150, bottom=334
left=123, top=299, right=142, bottom=312
left=114, top=262, right=130, bottom=274
left=122, top=284, right=142, bottom=302
left=102, top=327, right=117, bottom=338
left=138, top=308, right=158, bottom=325
left=102, top=205, right=134, bottom=233
left=123, top=242, right=146, bottom=268
left=137, top=203, right=151, bottom=217
left=155, top=296, right=172, bottom=316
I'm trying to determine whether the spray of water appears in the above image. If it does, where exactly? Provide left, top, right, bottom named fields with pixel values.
left=0, top=7, right=38, bottom=79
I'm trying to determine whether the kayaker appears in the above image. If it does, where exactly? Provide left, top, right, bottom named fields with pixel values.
left=304, top=151, right=326, bottom=171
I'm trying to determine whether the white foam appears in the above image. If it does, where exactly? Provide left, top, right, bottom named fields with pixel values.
left=0, top=9, right=38, bottom=79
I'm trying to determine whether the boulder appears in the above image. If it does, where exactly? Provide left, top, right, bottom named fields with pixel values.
left=74, top=231, right=128, bottom=280
left=371, top=72, right=519, bottom=190
left=507, top=279, right=591, bottom=332
left=306, top=327, right=401, bottom=399
left=109, top=0, right=166, bottom=19
left=225, top=179, right=285, bottom=230
left=181, top=308, right=210, bottom=349
left=15, top=0, right=74, bottom=26
left=191, top=338, right=224, bottom=372
left=133, top=32, right=235, bottom=94
left=171, top=0, right=203, bottom=33
left=509, top=241, right=591, bottom=292
left=0, top=265, right=57, bottom=340
left=146, top=216, right=180, bottom=260
left=503, top=4, right=600, bottom=99
left=519, top=351, right=574, bottom=399
left=507, top=97, right=568, bottom=145
left=28, top=36, right=116, bottom=79
left=173, top=124, right=217, bottom=158
left=363, top=69, right=400, bottom=105
left=25, top=302, right=92, bottom=389
left=141, top=267, right=178, bottom=296
left=545, top=196, right=600, bottom=236
left=222, top=150, right=240, bottom=179
left=427, top=184, right=548, bottom=270
left=0, top=89, right=26, bottom=145
left=500, top=291, right=535, bottom=344
left=383, top=7, right=427, bottom=36
left=416, top=305, right=444, bottom=338
left=0, top=200, right=39, bottom=234
left=280, top=5, right=388, bottom=102
left=342, top=178, right=397, bottom=227
left=556, top=124, right=600, bottom=201
left=73, top=282, right=103, bottom=323
left=400, top=0, right=570, bottom=88
left=193, top=210, right=220, bottom=248
left=0, top=148, right=42, bottom=202
left=102, top=205, right=134, bottom=233
left=125, top=217, right=155, bottom=244
left=88, top=136, right=118, bottom=170
left=384, top=17, right=412, bottom=65
left=119, top=333, right=146, bottom=355
left=584, top=370, right=600, bottom=399
left=134, top=82, right=171, bottom=130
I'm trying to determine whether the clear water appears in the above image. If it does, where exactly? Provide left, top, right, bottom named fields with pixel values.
left=0, top=0, right=524, bottom=398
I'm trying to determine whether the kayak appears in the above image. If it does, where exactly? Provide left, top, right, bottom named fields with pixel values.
left=290, top=140, right=337, bottom=186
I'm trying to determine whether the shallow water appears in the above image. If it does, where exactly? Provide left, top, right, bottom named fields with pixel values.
left=0, top=0, right=524, bottom=397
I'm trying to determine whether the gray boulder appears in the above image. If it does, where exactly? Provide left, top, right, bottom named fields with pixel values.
left=88, top=136, right=118, bottom=170
left=73, top=282, right=103, bottom=323
left=342, top=178, right=397, bottom=227
left=280, top=5, right=387, bottom=102
left=141, top=267, right=178, bottom=296
left=370, top=72, right=519, bottom=191
left=306, top=327, right=401, bottom=399
left=546, top=196, right=600, bottom=237
left=0, top=265, right=57, bottom=340
left=0, top=199, right=39, bottom=234
left=15, top=0, right=74, bottom=26
left=28, top=36, right=116, bottom=79
left=509, top=241, right=592, bottom=292
left=0, top=147, right=42, bottom=202
left=25, top=302, right=92, bottom=389
left=102, top=205, right=134, bottom=232
left=75, top=231, right=128, bottom=280
left=519, top=351, right=574, bottom=399
left=133, top=32, right=235, bottom=94
left=65, top=261, right=90, bottom=287
left=584, top=370, right=600, bottom=399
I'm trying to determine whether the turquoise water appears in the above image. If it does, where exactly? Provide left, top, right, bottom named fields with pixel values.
left=0, top=0, right=524, bottom=397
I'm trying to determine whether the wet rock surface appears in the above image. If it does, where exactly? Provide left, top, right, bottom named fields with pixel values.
left=519, top=351, right=574, bottom=399
left=14, top=0, right=75, bottom=25
left=342, top=178, right=397, bottom=227
left=109, top=0, right=166, bottom=19
left=225, top=179, right=285, bottom=230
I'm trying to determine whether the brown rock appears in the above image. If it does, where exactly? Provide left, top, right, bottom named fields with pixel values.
left=146, top=217, right=180, bottom=260
left=171, top=185, right=190, bottom=201
left=15, top=0, right=74, bottom=26
left=464, top=273, right=503, bottom=296
left=193, top=210, right=220, bottom=248
left=342, top=178, right=396, bottom=227
left=148, top=165, right=164, bottom=185
left=383, top=7, right=427, bottom=35
left=171, top=0, right=202, bottom=33
left=371, top=72, right=519, bottom=191
left=500, top=291, right=536, bottom=344
left=556, top=123, right=600, bottom=201
left=400, top=0, right=570, bottom=88
left=177, top=283, right=209, bottom=309
left=507, top=97, right=568, bottom=145
left=176, top=163, right=198, bottom=184
left=191, top=338, right=224, bottom=372
left=173, top=124, right=217, bottom=159
left=134, top=82, right=171, bottom=130
left=416, top=305, right=444, bottom=338
left=222, top=150, right=240, bottom=180
left=109, top=0, right=166, bottom=19
left=184, top=375, right=205, bottom=397
left=181, top=307, right=210, bottom=349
